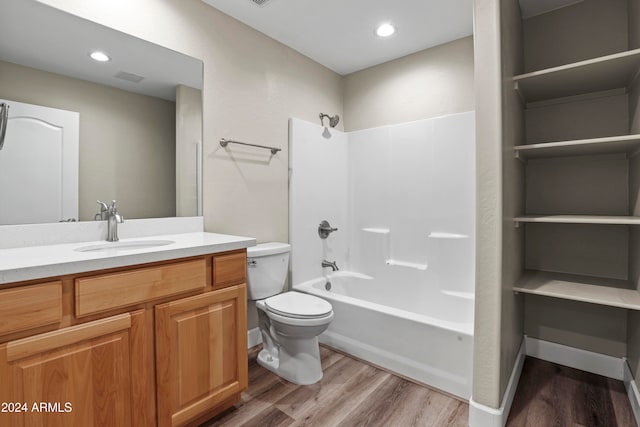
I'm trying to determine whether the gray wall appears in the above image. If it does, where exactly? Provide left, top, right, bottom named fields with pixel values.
left=626, top=0, right=640, bottom=384
left=342, top=36, right=474, bottom=132
left=523, top=0, right=628, bottom=72
left=0, top=60, right=176, bottom=221
left=631, top=0, right=640, bottom=50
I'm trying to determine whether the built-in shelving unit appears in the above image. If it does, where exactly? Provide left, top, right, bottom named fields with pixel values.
left=514, top=270, right=640, bottom=310
left=514, top=134, right=640, bottom=160
left=513, top=48, right=640, bottom=103
left=514, top=215, right=640, bottom=226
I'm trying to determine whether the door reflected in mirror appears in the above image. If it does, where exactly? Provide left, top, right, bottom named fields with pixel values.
left=0, top=0, right=203, bottom=225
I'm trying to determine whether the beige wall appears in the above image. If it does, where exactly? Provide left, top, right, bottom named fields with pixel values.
left=471, top=0, right=504, bottom=409
left=0, top=60, right=176, bottom=221
left=36, top=0, right=343, bottom=331
left=176, top=85, right=202, bottom=217
left=37, top=0, right=344, bottom=245
left=498, top=0, right=525, bottom=406
left=343, top=36, right=474, bottom=132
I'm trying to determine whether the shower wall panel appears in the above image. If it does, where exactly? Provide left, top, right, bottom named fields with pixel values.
left=290, top=112, right=475, bottom=297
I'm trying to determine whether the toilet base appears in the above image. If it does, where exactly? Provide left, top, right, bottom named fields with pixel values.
left=256, top=335, right=324, bottom=385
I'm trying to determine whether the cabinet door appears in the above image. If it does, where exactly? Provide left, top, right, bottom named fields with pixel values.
left=155, top=284, right=248, bottom=427
left=0, top=310, right=148, bottom=427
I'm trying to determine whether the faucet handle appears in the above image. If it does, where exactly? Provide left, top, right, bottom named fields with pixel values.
left=318, top=220, right=338, bottom=239
left=96, top=200, right=108, bottom=211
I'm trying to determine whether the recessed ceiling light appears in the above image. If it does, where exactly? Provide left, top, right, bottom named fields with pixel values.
left=375, top=23, right=396, bottom=38
left=89, top=51, right=110, bottom=62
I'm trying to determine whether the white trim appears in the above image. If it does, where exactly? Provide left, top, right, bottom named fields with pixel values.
left=623, top=358, right=640, bottom=426
left=247, top=327, right=262, bottom=348
left=469, top=338, right=526, bottom=427
left=525, top=336, right=623, bottom=380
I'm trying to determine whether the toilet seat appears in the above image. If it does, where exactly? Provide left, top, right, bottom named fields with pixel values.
left=265, top=292, right=332, bottom=319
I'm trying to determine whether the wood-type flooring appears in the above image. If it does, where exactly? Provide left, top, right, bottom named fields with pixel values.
left=507, top=357, right=636, bottom=427
left=203, top=345, right=468, bottom=426
left=203, top=347, right=637, bottom=427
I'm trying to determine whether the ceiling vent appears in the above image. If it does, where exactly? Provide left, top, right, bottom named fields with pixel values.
left=114, top=71, right=145, bottom=83
left=249, top=0, right=272, bottom=6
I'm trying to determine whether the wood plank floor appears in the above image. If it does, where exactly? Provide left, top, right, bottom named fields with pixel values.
left=202, top=345, right=469, bottom=427
left=506, top=357, right=637, bottom=427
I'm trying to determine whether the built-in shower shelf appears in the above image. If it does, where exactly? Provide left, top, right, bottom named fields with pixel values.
left=514, top=134, right=640, bottom=160
left=513, top=48, right=640, bottom=102
left=361, top=228, right=390, bottom=234
left=428, top=232, right=468, bottom=239
left=513, top=215, right=640, bottom=226
left=385, top=260, right=427, bottom=270
left=514, top=270, right=640, bottom=310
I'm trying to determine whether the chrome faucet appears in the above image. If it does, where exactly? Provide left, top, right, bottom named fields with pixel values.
left=106, top=200, right=124, bottom=242
left=322, top=260, right=339, bottom=271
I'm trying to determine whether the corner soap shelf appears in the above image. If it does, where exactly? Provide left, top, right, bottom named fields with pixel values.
left=513, top=48, right=640, bottom=103
left=514, top=270, right=640, bottom=310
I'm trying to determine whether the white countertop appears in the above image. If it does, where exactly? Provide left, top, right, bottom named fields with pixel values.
left=0, top=232, right=256, bottom=285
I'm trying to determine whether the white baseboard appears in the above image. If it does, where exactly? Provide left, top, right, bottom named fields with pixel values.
left=469, top=336, right=632, bottom=427
left=624, top=358, right=640, bottom=427
left=469, top=338, right=526, bottom=427
left=525, top=336, right=623, bottom=380
left=247, top=327, right=262, bottom=348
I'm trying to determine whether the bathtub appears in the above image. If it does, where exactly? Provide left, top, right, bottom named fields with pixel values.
left=293, top=271, right=473, bottom=399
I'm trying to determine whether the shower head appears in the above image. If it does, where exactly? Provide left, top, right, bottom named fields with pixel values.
left=319, top=113, right=339, bottom=128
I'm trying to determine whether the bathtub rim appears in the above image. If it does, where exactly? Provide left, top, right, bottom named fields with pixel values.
left=293, top=273, right=474, bottom=337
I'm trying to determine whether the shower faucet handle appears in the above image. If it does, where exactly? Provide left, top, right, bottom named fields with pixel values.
left=318, top=220, right=338, bottom=239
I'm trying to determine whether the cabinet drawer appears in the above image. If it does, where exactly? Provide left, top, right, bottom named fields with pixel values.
left=75, top=259, right=206, bottom=317
left=213, top=251, right=247, bottom=288
left=0, top=282, right=62, bottom=336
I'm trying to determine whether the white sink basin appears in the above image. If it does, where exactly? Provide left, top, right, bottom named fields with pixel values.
left=75, top=240, right=175, bottom=253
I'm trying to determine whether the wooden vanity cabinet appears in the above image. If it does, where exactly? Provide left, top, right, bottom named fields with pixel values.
left=155, top=284, right=248, bottom=427
left=0, top=249, right=248, bottom=427
left=0, top=310, right=149, bottom=427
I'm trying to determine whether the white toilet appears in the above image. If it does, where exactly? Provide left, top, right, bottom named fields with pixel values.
left=247, top=242, right=333, bottom=385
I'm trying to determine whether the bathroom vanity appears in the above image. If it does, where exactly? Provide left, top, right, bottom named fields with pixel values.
left=0, top=231, right=254, bottom=427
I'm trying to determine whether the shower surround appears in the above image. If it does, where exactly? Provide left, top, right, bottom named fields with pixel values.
left=289, top=112, right=475, bottom=398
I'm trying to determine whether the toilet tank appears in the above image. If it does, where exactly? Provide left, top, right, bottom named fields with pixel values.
left=246, top=242, right=291, bottom=300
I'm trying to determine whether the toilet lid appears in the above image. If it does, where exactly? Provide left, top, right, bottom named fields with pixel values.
left=265, top=292, right=332, bottom=319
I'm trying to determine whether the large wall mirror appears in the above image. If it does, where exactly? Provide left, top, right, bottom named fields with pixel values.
left=0, top=0, right=203, bottom=225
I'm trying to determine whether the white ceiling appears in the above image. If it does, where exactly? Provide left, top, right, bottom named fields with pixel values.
left=0, top=0, right=202, bottom=101
left=201, top=0, right=474, bottom=75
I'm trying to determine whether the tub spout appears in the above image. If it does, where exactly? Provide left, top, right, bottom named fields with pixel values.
left=322, top=260, right=339, bottom=271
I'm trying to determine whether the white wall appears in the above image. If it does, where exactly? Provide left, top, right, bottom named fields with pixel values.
left=348, top=113, right=475, bottom=297
left=289, top=119, right=349, bottom=286
left=290, top=113, right=476, bottom=317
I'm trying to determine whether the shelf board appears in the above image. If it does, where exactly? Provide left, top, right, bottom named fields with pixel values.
left=514, top=134, right=640, bottom=159
left=514, top=270, right=640, bottom=310
left=514, top=215, right=640, bottom=226
left=513, top=48, right=640, bottom=103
